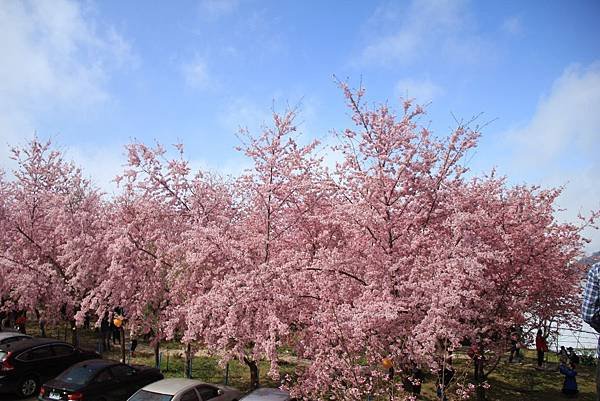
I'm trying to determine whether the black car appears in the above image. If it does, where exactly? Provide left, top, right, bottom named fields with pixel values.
left=0, top=332, right=32, bottom=346
left=0, top=338, right=100, bottom=398
left=39, top=359, right=164, bottom=401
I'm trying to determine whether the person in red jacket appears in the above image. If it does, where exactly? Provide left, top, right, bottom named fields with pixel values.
left=536, top=329, right=549, bottom=368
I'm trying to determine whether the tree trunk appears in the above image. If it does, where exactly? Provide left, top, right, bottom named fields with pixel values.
left=473, top=352, right=486, bottom=401
left=184, top=344, right=192, bottom=378
left=154, top=340, right=160, bottom=369
left=244, top=357, right=259, bottom=390
left=120, top=327, right=126, bottom=363
left=70, top=320, right=79, bottom=347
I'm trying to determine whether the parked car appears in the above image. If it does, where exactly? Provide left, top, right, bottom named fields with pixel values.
left=38, top=359, right=164, bottom=401
left=0, top=332, right=32, bottom=346
left=240, top=388, right=291, bottom=401
left=0, top=338, right=100, bottom=398
left=128, top=379, right=242, bottom=401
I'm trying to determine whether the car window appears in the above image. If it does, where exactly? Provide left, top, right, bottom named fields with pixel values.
left=179, top=390, right=199, bottom=401
left=93, top=369, right=113, bottom=383
left=110, top=364, right=136, bottom=378
left=0, top=335, right=30, bottom=345
left=56, top=364, right=102, bottom=385
left=52, top=344, right=75, bottom=356
left=195, top=386, right=219, bottom=400
left=19, top=345, right=53, bottom=361
left=128, top=390, right=173, bottom=401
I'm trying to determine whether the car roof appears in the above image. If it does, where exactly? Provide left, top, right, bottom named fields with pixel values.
left=141, top=379, right=209, bottom=395
left=0, top=338, right=70, bottom=353
left=242, top=388, right=291, bottom=401
left=69, top=359, right=119, bottom=369
left=0, top=332, right=31, bottom=341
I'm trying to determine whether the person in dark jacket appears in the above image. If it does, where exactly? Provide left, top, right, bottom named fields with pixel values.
left=559, top=346, right=569, bottom=364
left=508, top=326, right=523, bottom=363
left=560, top=361, right=579, bottom=397
left=100, top=313, right=111, bottom=352
left=567, top=347, right=580, bottom=365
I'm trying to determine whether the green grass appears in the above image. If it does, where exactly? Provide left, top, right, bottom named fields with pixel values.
left=120, top=349, right=297, bottom=391
left=118, top=348, right=596, bottom=400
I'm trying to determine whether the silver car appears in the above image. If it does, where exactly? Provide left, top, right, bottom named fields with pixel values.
left=241, top=388, right=291, bottom=401
left=128, top=378, right=243, bottom=401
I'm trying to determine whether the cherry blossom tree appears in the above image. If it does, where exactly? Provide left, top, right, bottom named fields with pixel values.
left=78, top=141, right=236, bottom=369
left=180, top=109, right=333, bottom=389
left=0, top=138, right=107, bottom=344
left=277, top=84, right=589, bottom=400
left=78, top=142, right=193, bottom=364
left=274, top=83, right=481, bottom=400
left=445, top=178, right=591, bottom=400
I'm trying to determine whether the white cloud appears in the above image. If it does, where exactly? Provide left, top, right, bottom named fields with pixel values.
left=395, top=78, right=444, bottom=103
left=504, top=63, right=600, bottom=253
left=217, top=97, right=273, bottom=135
left=509, top=63, right=600, bottom=163
left=67, top=143, right=126, bottom=195
left=359, top=0, right=489, bottom=66
left=181, top=58, right=211, bottom=89
left=198, top=0, right=239, bottom=19
left=502, top=15, right=522, bottom=36
left=0, top=0, right=136, bottom=171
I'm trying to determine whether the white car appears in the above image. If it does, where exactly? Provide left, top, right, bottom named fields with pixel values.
left=128, top=378, right=243, bottom=401
left=241, top=388, right=291, bottom=401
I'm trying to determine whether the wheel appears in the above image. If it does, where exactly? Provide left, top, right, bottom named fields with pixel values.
left=16, top=374, right=39, bottom=398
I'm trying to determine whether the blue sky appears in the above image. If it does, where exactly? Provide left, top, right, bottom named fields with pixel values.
left=1, top=0, right=599, bottom=251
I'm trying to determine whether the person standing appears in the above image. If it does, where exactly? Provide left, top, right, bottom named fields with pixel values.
left=567, top=347, right=580, bottom=366
left=100, top=313, right=111, bottom=352
left=582, top=261, right=600, bottom=401
left=508, top=326, right=522, bottom=363
left=559, top=346, right=569, bottom=364
left=535, top=329, right=548, bottom=368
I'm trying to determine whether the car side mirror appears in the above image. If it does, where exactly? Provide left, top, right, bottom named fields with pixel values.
left=217, top=389, right=224, bottom=395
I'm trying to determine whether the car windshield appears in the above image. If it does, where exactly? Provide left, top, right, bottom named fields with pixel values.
left=128, top=390, right=173, bottom=401
left=56, top=364, right=103, bottom=385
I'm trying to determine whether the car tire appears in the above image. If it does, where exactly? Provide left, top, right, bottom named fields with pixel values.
left=16, top=374, right=39, bottom=398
